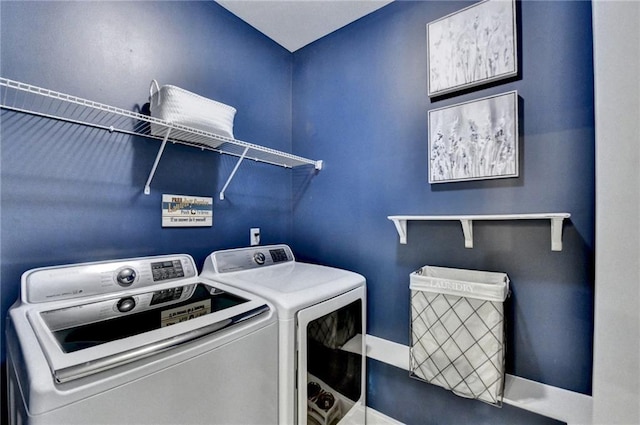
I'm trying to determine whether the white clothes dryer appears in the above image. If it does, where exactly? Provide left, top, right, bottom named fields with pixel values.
left=201, top=244, right=366, bottom=425
left=6, top=254, right=278, bottom=425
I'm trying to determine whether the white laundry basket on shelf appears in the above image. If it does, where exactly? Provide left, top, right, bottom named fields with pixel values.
left=149, top=80, right=236, bottom=146
left=409, top=266, right=509, bottom=406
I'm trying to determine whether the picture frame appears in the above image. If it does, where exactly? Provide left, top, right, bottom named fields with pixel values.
left=427, top=0, right=518, bottom=97
left=428, top=91, right=518, bottom=184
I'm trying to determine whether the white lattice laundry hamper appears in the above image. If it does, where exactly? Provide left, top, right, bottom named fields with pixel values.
left=410, top=266, right=509, bottom=406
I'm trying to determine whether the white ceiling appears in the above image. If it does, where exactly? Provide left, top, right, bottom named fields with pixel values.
left=215, top=0, right=394, bottom=52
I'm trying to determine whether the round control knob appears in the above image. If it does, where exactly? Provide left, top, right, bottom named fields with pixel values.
left=253, top=252, right=266, bottom=265
left=116, top=297, right=136, bottom=313
left=116, top=267, right=136, bottom=286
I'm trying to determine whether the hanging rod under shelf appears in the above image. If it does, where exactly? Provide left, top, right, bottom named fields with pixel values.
left=388, top=213, right=571, bottom=251
left=0, top=77, right=323, bottom=196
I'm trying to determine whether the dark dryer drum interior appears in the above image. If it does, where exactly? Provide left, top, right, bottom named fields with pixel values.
left=305, top=300, right=362, bottom=425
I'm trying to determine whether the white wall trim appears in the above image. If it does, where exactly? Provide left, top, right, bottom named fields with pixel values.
left=366, top=406, right=405, bottom=425
left=366, top=335, right=593, bottom=425
left=592, top=1, right=640, bottom=424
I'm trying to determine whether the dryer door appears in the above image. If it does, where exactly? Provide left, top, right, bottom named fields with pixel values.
left=296, top=287, right=366, bottom=425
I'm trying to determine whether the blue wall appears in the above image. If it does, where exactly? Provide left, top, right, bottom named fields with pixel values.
left=291, top=0, right=594, bottom=422
left=1, top=1, right=594, bottom=424
left=0, top=0, right=296, bottom=358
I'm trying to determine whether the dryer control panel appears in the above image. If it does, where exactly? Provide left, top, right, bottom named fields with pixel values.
left=206, top=244, right=295, bottom=274
left=24, top=254, right=197, bottom=304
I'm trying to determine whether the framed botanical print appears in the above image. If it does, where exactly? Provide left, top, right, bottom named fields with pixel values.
left=427, top=0, right=518, bottom=97
left=428, top=91, right=518, bottom=184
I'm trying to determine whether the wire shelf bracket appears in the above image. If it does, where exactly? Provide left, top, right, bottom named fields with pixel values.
left=144, top=127, right=173, bottom=195
left=219, top=146, right=250, bottom=201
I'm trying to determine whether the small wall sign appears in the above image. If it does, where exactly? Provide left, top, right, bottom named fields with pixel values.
left=162, top=194, right=213, bottom=227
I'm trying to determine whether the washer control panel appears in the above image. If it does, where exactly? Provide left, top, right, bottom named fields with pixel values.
left=209, top=244, right=295, bottom=274
left=40, top=284, right=198, bottom=331
left=151, top=260, right=185, bottom=282
left=25, top=254, right=197, bottom=304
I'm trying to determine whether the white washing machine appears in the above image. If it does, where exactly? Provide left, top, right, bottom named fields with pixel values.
left=6, top=254, right=278, bottom=425
left=201, top=244, right=366, bottom=425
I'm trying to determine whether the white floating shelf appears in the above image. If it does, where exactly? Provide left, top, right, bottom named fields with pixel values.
left=388, top=213, right=571, bottom=251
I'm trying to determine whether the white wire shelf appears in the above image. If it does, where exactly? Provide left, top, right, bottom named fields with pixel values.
left=0, top=77, right=322, bottom=197
left=388, top=213, right=571, bottom=251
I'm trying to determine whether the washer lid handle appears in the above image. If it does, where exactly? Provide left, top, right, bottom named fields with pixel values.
left=53, top=304, right=270, bottom=383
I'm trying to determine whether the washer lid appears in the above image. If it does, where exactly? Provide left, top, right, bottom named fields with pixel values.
left=17, top=280, right=272, bottom=383
left=202, top=245, right=365, bottom=318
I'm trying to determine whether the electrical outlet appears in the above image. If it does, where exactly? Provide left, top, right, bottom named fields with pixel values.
left=250, top=228, right=260, bottom=246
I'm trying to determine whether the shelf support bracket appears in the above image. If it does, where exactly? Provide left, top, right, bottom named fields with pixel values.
left=460, top=219, right=474, bottom=248
left=220, top=146, right=250, bottom=201
left=144, top=127, right=172, bottom=195
left=550, top=217, right=566, bottom=251
left=391, top=218, right=408, bottom=244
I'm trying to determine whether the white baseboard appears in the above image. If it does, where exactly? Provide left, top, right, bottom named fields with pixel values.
left=365, top=334, right=593, bottom=425
left=366, top=406, right=405, bottom=425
